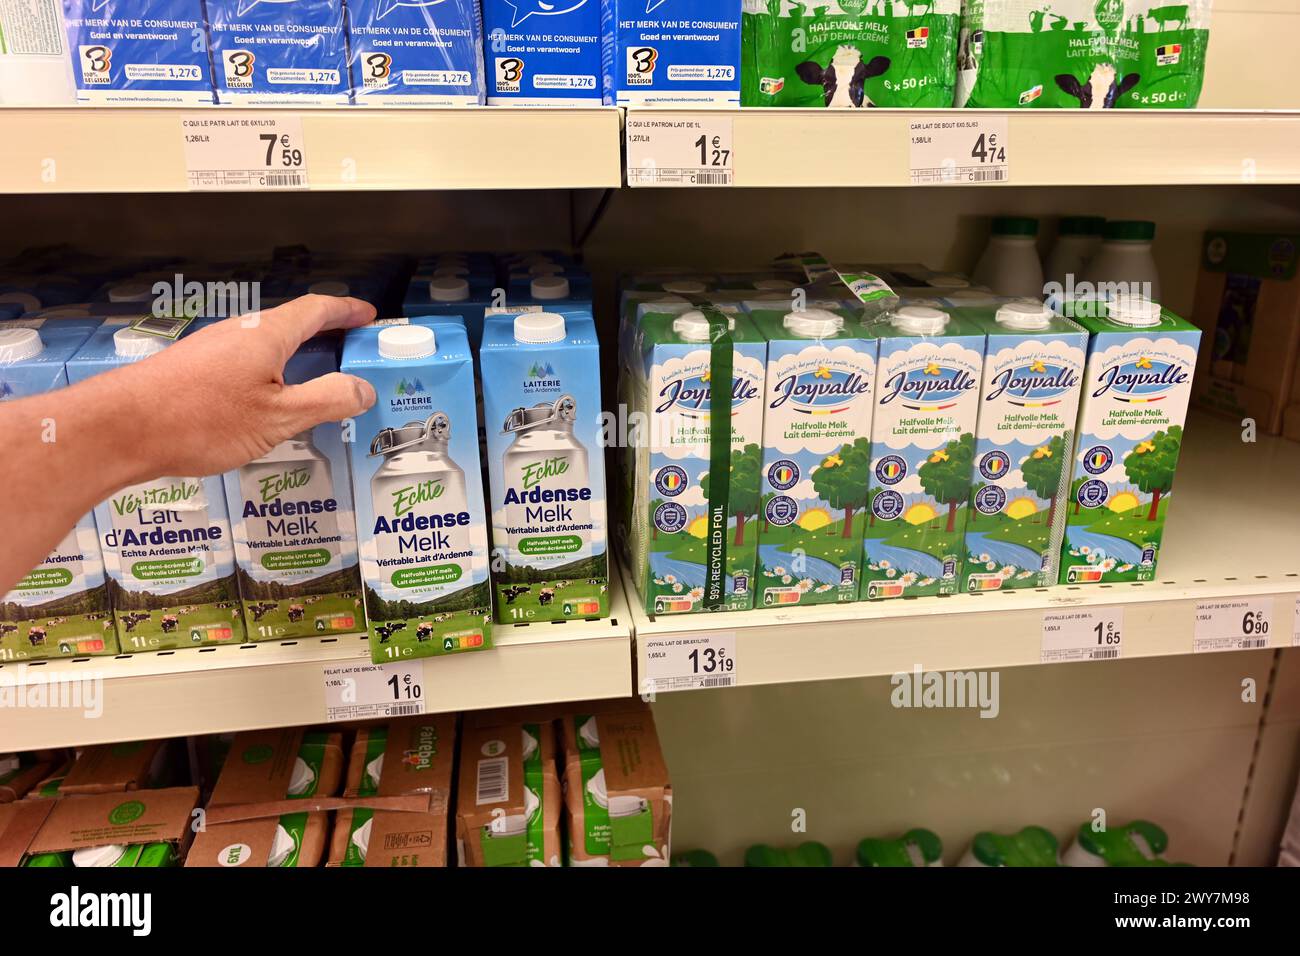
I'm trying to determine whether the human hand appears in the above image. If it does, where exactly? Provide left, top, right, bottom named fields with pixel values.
left=104, top=293, right=377, bottom=482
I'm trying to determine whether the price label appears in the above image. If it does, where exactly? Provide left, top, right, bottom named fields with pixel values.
left=323, top=661, right=425, bottom=721
left=1041, top=608, right=1124, bottom=663
left=626, top=115, right=733, bottom=187
left=1194, top=598, right=1274, bottom=653
left=640, top=631, right=737, bottom=693
left=909, top=117, right=1009, bottom=185
left=182, top=115, right=309, bottom=191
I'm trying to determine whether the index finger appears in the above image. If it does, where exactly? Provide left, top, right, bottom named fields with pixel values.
left=250, top=294, right=377, bottom=362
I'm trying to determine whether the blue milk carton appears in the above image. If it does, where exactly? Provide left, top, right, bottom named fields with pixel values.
left=347, top=0, right=486, bottom=107
left=601, top=0, right=742, bottom=107
left=222, top=336, right=363, bottom=641
left=0, top=317, right=119, bottom=661
left=482, top=0, right=602, bottom=104
left=206, top=0, right=350, bottom=106
left=341, top=317, right=493, bottom=663
left=403, top=275, right=499, bottom=350
left=66, top=318, right=247, bottom=651
left=481, top=310, right=609, bottom=623
left=62, top=0, right=216, bottom=105
left=861, top=305, right=985, bottom=601
left=960, top=301, right=1087, bottom=593
left=747, top=305, right=877, bottom=608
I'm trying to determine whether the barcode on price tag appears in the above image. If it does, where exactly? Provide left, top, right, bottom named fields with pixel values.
left=626, top=115, right=733, bottom=187
left=909, top=117, right=1009, bottom=185
left=1041, top=608, right=1123, bottom=663
left=1194, top=598, right=1274, bottom=653
left=640, top=631, right=737, bottom=693
left=322, top=661, right=425, bottom=721
left=182, top=115, right=309, bottom=191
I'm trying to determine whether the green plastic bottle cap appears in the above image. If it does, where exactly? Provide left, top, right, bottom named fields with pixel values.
left=1059, top=216, right=1106, bottom=236
left=1103, top=220, right=1156, bottom=241
left=991, top=216, right=1039, bottom=237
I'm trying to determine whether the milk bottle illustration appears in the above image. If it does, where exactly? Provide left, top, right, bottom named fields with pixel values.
left=238, top=433, right=345, bottom=577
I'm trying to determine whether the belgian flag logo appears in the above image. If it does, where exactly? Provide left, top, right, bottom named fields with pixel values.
left=660, top=470, right=682, bottom=492
left=773, top=464, right=795, bottom=486
left=906, top=26, right=930, bottom=48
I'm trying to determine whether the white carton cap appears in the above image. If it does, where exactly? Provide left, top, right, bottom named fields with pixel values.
left=996, top=299, right=1053, bottom=330
left=0, top=326, right=44, bottom=364
left=531, top=276, right=570, bottom=300
left=753, top=278, right=796, bottom=291
left=927, top=273, right=970, bottom=289
left=674, top=309, right=734, bottom=341
left=0, top=291, right=41, bottom=313
left=783, top=308, right=843, bottom=338
left=662, top=280, right=707, bottom=294
left=514, top=311, right=566, bottom=344
left=107, top=280, right=155, bottom=303
left=113, top=327, right=169, bottom=358
left=1108, top=294, right=1162, bottom=327
left=378, top=323, right=436, bottom=360
left=308, top=280, right=350, bottom=297
left=428, top=277, right=469, bottom=302
left=891, top=305, right=949, bottom=335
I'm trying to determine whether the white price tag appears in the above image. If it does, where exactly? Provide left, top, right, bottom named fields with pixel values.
left=323, top=661, right=425, bottom=721
left=1041, top=608, right=1124, bottom=663
left=626, top=115, right=733, bottom=187
left=640, top=631, right=737, bottom=693
left=909, top=117, right=1009, bottom=185
left=1194, top=598, right=1274, bottom=653
left=182, top=115, right=309, bottom=191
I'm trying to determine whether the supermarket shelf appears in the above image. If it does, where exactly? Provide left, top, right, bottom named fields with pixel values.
left=629, top=414, right=1300, bottom=690
left=0, top=107, right=623, bottom=193
left=625, top=108, right=1300, bottom=187
left=0, top=575, right=632, bottom=750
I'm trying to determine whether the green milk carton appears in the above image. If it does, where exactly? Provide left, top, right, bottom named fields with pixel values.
left=748, top=305, right=877, bottom=607
left=861, top=305, right=985, bottom=600
left=962, top=300, right=1087, bottom=592
left=622, top=305, right=766, bottom=615
left=1060, top=297, right=1201, bottom=584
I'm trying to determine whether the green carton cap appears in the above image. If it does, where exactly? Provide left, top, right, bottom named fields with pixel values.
left=1104, top=220, right=1156, bottom=241
left=992, top=216, right=1038, bottom=237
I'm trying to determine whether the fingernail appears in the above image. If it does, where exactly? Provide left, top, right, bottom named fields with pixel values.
left=353, top=377, right=377, bottom=410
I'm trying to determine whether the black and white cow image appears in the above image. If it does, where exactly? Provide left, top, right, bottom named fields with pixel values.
left=1055, top=64, right=1139, bottom=109
left=249, top=601, right=278, bottom=622
left=28, top=626, right=46, bottom=646
left=503, top=584, right=531, bottom=604
left=1, top=623, right=17, bottom=637
left=415, top=621, right=433, bottom=642
left=795, top=47, right=890, bottom=108
left=287, top=604, right=304, bottom=623
left=161, top=615, right=178, bottom=633
left=538, top=588, right=556, bottom=606
left=122, top=612, right=151, bottom=632
left=376, top=621, right=406, bottom=644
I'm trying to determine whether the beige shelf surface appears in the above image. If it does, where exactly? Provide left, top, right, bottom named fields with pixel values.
left=0, top=574, right=632, bottom=750
left=625, top=108, right=1300, bottom=188
left=0, top=106, right=623, bottom=192
left=630, top=414, right=1300, bottom=690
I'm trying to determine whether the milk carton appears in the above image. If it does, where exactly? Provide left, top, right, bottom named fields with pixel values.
left=622, top=305, right=765, bottom=614
left=481, top=311, right=608, bottom=623
left=348, top=0, right=485, bottom=107
left=961, top=301, right=1087, bottom=593
left=403, top=276, right=498, bottom=351
left=601, top=0, right=742, bottom=107
left=861, top=306, right=985, bottom=600
left=0, top=317, right=118, bottom=661
left=62, top=0, right=215, bottom=105
left=1059, top=297, right=1201, bottom=584
left=748, top=305, right=876, bottom=607
left=482, top=0, right=602, bottom=104
left=66, top=320, right=246, bottom=650
left=341, top=318, right=492, bottom=662
left=742, top=0, right=960, bottom=108
left=206, top=0, right=350, bottom=106
left=223, top=337, right=362, bottom=641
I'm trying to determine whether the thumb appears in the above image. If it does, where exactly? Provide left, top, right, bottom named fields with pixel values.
left=278, top=373, right=376, bottom=434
